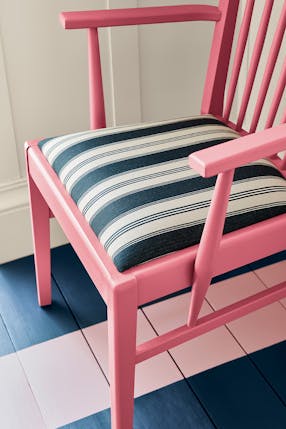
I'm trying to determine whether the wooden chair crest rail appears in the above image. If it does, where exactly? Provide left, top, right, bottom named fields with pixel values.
left=25, top=1, right=286, bottom=428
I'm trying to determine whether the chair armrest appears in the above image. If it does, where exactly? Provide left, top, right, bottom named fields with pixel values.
left=189, top=123, right=286, bottom=177
left=60, top=5, right=221, bottom=29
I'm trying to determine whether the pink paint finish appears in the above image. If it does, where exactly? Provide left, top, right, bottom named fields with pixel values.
left=26, top=148, right=51, bottom=306
left=60, top=5, right=221, bottom=30
left=136, top=281, right=286, bottom=363
left=236, top=0, right=274, bottom=130
left=187, top=169, right=235, bottom=326
left=201, top=0, right=239, bottom=117
left=0, top=354, right=46, bottom=429
left=88, top=28, right=106, bottom=130
left=130, top=214, right=286, bottom=305
left=189, top=123, right=286, bottom=178
left=18, top=332, right=110, bottom=428
left=107, top=279, right=138, bottom=429
left=265, top=56, right=286, bottom=129
left=27, top=144, right=128, bottom=304
left=25, top=2, right=286, bottom=428
left=223, top=0, right=255, bottom=122
left=249, top=1, right=286, bottom=133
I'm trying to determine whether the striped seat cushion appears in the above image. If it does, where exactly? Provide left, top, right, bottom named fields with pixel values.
left=39, top=115, right=286, bottom=272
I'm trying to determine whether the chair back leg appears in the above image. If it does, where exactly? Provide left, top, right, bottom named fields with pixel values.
left=26, top=166, right=52, bottom=306
left=108, top=281, right=138, bottom=429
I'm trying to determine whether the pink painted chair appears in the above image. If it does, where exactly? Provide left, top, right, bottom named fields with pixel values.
left=26, top=1, right=286, bottom=428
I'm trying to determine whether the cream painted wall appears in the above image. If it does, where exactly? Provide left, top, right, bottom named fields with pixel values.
left=1, top=0, right=107, bottom=178
left=1, top=0, right=216, bottom=262
left=2, top=1, right=284, bottom=262
left=138, top=0, right=217, bottom=122
left=0, top=0, right=139, bottom=262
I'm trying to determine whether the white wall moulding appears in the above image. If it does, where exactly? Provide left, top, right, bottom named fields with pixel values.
left=0, top=1, right=103, bottom=177
left=0, top=33, right=20, bottom=183
left=0, top=179, right=67, bottom=264
left=0, top=179, right=28, bottom=215
left=0, top=0, right=141, bottom=262
left=6, top=0, right=275, bottom=263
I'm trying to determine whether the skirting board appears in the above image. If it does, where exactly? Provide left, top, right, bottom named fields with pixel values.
left=0, top=179, right=67, bottom=264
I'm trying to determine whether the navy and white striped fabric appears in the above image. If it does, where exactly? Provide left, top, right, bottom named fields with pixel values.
left=39, top=115, right=286, bottom=272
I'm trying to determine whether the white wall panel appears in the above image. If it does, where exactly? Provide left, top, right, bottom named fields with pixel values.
left=0, top=34, right=19, bottom=183
left=137, top=0, right=217, bottom=122
left=0, top=0, right=108, bottom=176
left=0, top=0, right=139, bottom=262
left=107, top=0, right=141, bottom=125
left=4, top=1, right=281, bottom=262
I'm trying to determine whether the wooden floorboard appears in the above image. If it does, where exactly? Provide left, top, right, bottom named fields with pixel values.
left=0, top=245, right=286, bottom=428
left=188, top=355, right=286, bottom=429
left=59, top=379, right=216, bottom=429
left=0, top=314, right=14, bottom=357
left=0, top=255, right=79, bottom=350
left=51, top=245, right=107, bottom=328
left=249, top=340, right=286, bottom=405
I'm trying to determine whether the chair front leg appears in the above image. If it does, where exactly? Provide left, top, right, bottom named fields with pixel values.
left=26, top=165, right=52, bottom=306
left=108, top=280, right=137, bottom=429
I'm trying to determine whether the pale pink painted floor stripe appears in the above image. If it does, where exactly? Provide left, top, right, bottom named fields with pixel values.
left=206, top=272, right=286, bottom=353
left=143, top=294, right=245, bottom=378
left=252, top=260, right=286, bottom=308
left=0, top=354, right=46, bottom=429
left=18, top=331, right=110, bottom=429
left=83, top=310, right=182, bottom=398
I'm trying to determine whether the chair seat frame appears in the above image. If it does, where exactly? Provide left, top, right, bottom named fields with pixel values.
left=26, top=2, right=286, bottom=428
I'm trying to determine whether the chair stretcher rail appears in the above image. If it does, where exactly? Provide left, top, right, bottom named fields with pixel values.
left=60, top=5, right=221, bottom=29
left=136, top=281, right=286, bottom=363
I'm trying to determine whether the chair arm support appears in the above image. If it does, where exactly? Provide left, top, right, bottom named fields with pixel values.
left=60, top=5, right=221, bottom=30
left=189, top=123, right=286, bottom=177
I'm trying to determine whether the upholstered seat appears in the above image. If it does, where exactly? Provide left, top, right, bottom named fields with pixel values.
left=39, top=114, right=286, bottom=272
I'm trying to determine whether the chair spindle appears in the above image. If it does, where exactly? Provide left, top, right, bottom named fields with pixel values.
left=236, top=0, right=274, bottom=130
left=265, top=56, right=286, bottom=129
left=224, top=0, right=255, bottom=121
left=250, top=1, right=286, bottom=133
left=88, top=27, right=106, bottom=130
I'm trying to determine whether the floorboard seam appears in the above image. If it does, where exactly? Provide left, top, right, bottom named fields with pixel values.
left=0, top=274, right=49, bottom=427
left=247, top=347, right=286, bottom=407
left=251, top=269, right=286, bottom=311
left=0, top=313, right=16, bottom=354
left=140, top=307, right=219, bottom=429
left=15, top=351, right=49, bottom=429
left=205, top=294, right=286, bottom=407
left=51, top=273, right=110, bottom=386
left=0, top=313, right=45, bottom=419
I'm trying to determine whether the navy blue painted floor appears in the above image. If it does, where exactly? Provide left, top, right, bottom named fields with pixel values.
left=0, top=244, right=285, bottom=428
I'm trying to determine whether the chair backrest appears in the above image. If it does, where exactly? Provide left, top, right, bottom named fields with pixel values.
left=203, top=0, right=286, bottom=133
left=61, top=1, right=286, bottom=134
